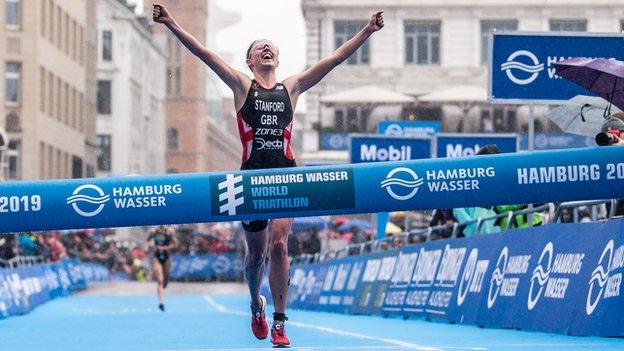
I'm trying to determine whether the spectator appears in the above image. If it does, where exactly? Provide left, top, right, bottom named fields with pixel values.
left=494, top=204, right=544, bottom=230
left=19, top=232, right=40, bottom=256
left=301, top=227, right=321, bottom=254
left=452, top=145, right=502, bottom=237
left=0, top=235, right=16, bottom=261
left=429, top=209, right=456, bottom=239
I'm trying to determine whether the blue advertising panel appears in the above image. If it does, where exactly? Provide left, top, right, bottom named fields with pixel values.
left=350, top=134, right=432, bottom=163
left=519, top=133, right=595, bottom=150
left=0, top=260, right=109, bottom=319
left=319, top=132, right=349, bottom=151
left=0, top=147, right=623, bottom=232
left=436, top=134, right=518, bottom=158
left=378, top=121, right=441, bottom=137
left=490, top=32, right=624, bottom=103
left=282, top=218, right=624, bottom=337
left=170, top=254, right=243, bottom=281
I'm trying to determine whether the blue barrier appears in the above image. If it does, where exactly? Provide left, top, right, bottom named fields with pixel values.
left=0, top=259, right=109, bottom=319
left=170, top=254, right=243, bottom=281
left=265, top=219, right=624, bottom=337
left=0, top=147, right=622, bottom=232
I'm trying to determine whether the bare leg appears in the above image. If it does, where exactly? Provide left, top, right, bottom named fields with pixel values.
left=269, top=218, right=293, bottom=314
left=152, top=258, right=165, bottom=305
left=244, top=227, right=269, bottom=309
left=163, top=258, right=172, bottom=289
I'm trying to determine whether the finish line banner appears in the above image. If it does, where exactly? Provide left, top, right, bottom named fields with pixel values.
left=276, top=219, right=624, bottom=337
left=0, top=147, right=623, bottom=232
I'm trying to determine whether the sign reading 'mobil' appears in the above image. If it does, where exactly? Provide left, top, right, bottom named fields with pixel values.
left=489, top=32, right=624, bottom=104
left=0, top=147, right=622, bottom=232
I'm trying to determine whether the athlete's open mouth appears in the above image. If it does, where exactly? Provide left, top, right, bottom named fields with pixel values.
left=261, top=51, right=274, bottom=60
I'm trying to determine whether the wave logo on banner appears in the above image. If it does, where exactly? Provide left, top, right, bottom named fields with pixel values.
left=586, top=240, right=624, bottom=315
left=67, top=184, right=110, bottom=217
left=501, top=50, right=544, bottom=85
left=218, top=174, right=244, bottom=215
left=384, top=124, right=403, bottom=136
left=488, top=247, right=508, bottom=308
left=381, top=167, right=424, bottom=201
left=528, top=242, right=554, bottom=310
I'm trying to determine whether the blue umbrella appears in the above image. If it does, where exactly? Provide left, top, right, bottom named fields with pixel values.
left=338, top=219, right=372, bottom=232
left=292, top=217, right=326, bottom=232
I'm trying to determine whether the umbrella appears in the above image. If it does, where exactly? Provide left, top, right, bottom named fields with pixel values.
left=554, top=57, right=624, bottom=111
left=292, top=217, right=326, bottom=232
left=337, top=219, right=372, bottom=233
left=547, top=95, right=622, bottom=137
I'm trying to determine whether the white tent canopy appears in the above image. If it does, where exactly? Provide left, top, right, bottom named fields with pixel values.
left=418, top=85, right=487, bottom=105
left=320, top=85, right=416, bottom=106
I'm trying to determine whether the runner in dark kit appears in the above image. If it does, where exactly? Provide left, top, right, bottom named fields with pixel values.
left=153, top=4, right=384, bottom=347
left=147, top=225, right=178, bottom=312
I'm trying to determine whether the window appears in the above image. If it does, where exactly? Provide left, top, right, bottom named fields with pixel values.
left=6, top=0, right=21, bottom=30
left=480, top=106, right=517, bottom=132
left=333, top=107, right=368, bottom=133
left=481, top=20, right=518, bottom=63
left=72, top=156, right=82, bottom=178
left=550, top=19, right=587, bottom=32
left=167, top=128, right=179, bottom=150
left=102, top=31, right=112, bottom=61
left=405, top=21, right=441, bottom=65
left=97, top=80, right=111, bottom=114
left=96, top=135, right=111, bottom=171
left=7, top=140, right=20, bottom=180
left=5, top=112, right=20, bottom=132
left=334, top=21, right=369, bottom=65
left=5, top=62, right=21, bottom=106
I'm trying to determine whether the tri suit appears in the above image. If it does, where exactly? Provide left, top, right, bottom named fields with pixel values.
left=151, top=231, right=171, bottom=265
left=237, top=80, right=297, bottom=231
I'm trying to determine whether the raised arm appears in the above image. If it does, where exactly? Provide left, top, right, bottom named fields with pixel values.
left=285, top=11, right=384, bottom=96
left=153, top=4, right=248, bottom=93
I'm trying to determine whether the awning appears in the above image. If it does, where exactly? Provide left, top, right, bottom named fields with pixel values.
left=320, top=85, right=416, bottom=106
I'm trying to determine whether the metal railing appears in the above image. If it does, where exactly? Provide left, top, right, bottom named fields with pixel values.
left=293, top=199, right=623, bottom=264
left=0, top=255, right=45, bottom=269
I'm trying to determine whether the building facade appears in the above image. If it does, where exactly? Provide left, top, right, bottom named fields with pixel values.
left=301, top=0, right=624, bottom=164
left=96, top=0, right=167, bottom=177
left=0, top=0, right=97, bottom=180
left=145, top=0, right=240, bottom=174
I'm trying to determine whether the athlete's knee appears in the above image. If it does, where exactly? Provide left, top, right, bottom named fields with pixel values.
left=246, top=252, right=266, bottom=269
left=270, top=240, right=288, bottom=259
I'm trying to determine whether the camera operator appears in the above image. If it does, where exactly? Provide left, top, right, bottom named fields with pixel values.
left=598, top=115, right=624, bottom=217
left=595, top=114, right=624, bottom=146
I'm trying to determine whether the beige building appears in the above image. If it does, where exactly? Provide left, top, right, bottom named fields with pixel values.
left=144, top=0, right=240, bottom=174
left=300, top=0, right=624, bottom=164
left=0, top=0, right=97, bottom=180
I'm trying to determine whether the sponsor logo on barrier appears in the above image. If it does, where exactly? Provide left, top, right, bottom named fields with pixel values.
left=425, top=167, right=495, bottom=192
left=404, top=247, right=443, bottom=312
left=218, top=174, right=244, bottom=215
left=501, top=50, right=544, bottom=85
left=487, top=247, right=531, bottom=309
left=586, top=240, right=624, bottom=315
left=384, top=252, right=419, bottom=311
left=517, top=164, right=601, bottom=185
left=381, top=167, right=424, bottom=200
left=68, top=183, right=183, bottom=217
left=528, top=242, right=584, bottom=310
left=457, top=249, right=489, bottom=306
left=322, top=265, right=337, bottom=292
left=67, top=184, right=110, bottom=217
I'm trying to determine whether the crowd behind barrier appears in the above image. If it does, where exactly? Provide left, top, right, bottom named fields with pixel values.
left=0, top=258, right=109, bottom=319
left=0, top=223, right=245, bottom=282
left=294, top=199, right=624, bottom=264
left=266, top=208, right=624, bottom=337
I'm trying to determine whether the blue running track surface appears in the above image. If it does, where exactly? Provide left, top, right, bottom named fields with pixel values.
left=1, top=294, right=624, bottom=351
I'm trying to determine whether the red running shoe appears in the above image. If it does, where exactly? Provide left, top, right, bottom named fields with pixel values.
left=271, top=323, right=291, bottom=348
left=251, top=295, right=269, bottom=340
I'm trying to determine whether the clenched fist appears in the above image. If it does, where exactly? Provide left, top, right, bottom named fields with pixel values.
left=153, top=4, right=172, bottom=24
